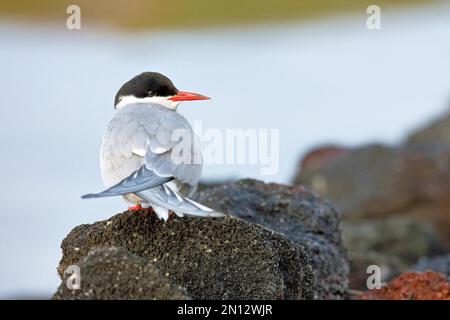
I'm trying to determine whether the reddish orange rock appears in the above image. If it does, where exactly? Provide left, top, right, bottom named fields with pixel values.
left=361, top=271, right=450, bottom=300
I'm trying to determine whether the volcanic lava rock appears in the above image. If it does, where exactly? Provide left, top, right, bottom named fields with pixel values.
left=410, top=254, right=450, bottom=277
left=195, top=179, right=349, bottom=299
left=407, top=109, right=450, bottom=147
left=294, top=143, right=450, bottom=246
left=56, top=211, right=314, bottom=300
left=294, top=112, right=450, bottom=291
left=53, top=247, right=189, bottom=300
left=341, top=218, right=446, bottom=289
left=360, top=271, right=450, bottom=300
left=295, top=144, right=445, bottom=219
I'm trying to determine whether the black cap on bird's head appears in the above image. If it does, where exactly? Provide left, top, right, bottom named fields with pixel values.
left=114, top=72, right=210, bottom=109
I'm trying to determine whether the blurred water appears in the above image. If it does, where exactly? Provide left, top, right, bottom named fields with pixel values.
left=0, top=4, right=450, bottom=298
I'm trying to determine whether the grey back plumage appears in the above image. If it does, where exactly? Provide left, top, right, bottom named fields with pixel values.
left=100, top=103, right=202, bottom=190
left=83, top=102, right=223, bottom=220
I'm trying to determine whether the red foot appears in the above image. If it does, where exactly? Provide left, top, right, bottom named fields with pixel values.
left=128, top=205, right=154, bottom=214
left=128, top=204, right=143, bottom=211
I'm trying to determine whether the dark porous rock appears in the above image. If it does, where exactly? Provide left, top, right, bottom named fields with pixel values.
left=295, top=144, right=429, bottom=219
left=56, top=212, right=314, bottom=300
left=195, top=179, right=349, bottom=300
left=410, top=254, right=450, bottom=277
left=407, top=109, right=450, bottom=147
left=294, top=144, right=450, bottom=247
left=53, top=247, right=189, bottom=300
left=292, top=111, right=450, bottom=292
left=197, top=179, right=232, bottom=192
left=341, top=218, right=446, bottom=289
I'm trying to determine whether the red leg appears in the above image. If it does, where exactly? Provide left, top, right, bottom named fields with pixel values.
left=128, top=205, right=155, bottom=216
left=128, top=204, right=143, bottom=211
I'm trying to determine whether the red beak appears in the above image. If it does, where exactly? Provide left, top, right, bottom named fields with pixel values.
left=168, top=91, right=210, bottom=102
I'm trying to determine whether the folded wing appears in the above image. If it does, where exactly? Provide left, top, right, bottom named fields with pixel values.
left=82, top=165, right=173, bottom=199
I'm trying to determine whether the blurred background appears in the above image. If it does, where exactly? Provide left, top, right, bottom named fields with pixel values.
left=0, top=0, right=449, bottom=298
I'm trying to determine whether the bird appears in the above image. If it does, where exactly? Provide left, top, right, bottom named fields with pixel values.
left=82, top=72, right=224, bottom=221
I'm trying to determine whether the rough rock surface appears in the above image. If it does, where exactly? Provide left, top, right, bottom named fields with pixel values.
left=341, top=218, right=446, bottom=289
left=53, top=247, right=189, bottom=300
left=56, top=211, right=314, bottom=300
left=360, top=271, right=450, bottom=300
left=407, top=110, right=450, bottom=147
left=195, top=179, right=349, bottom=299
left=294, top=112, right=450, bottom=291
left=294, top=144, right=450, bottom=246
left=410, top=254, right=450, bottom=277
left=295, top=144, right=449, bottom=220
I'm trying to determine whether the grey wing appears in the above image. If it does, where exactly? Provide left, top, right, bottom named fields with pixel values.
left=82, top=165, right=174, bottom=199
left=137, top=118, right=224, bottom=217
left=99, top=103, right=202, bottom=187
left=82, top=161, right=222, bottom=218
left=83, top=107, right=211, bottom=210
left=143, top=107, right=203, bottom=186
